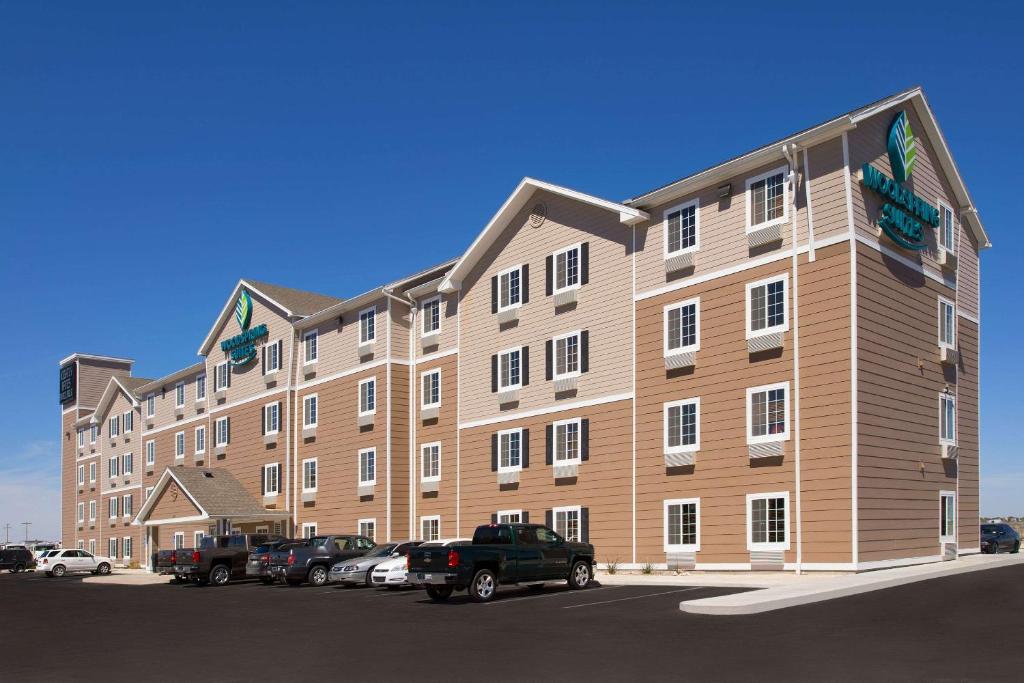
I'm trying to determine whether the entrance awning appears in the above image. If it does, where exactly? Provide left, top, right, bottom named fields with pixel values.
left=132, top=467, right=290, bottom=527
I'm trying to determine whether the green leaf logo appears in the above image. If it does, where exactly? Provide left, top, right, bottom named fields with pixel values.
left=235, top=289, right=253, bottom=331
left=887, top=110, right=917, bottom=184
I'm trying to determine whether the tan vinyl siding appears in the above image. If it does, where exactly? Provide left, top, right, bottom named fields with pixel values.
left=956, top=319, right=980, bottom=548
left=390, top=363, right=411, bottom=539
left=804, top=136, right=849, bottom=244
left=389, top=299, right=412, bottom=361
left=415, top=292, right=459, bottom=359
left=955, top=225, right=980, bottom=320
left=296, top=296, right=389, bottom=383
left=77, top=359, right=131, bottom=408
left=413, top=353, right=458, bottom=536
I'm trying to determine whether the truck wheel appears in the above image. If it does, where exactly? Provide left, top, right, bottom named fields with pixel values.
left=209, top=565, right=231, bottom=586
left=171, top=575, right=184, bottom=584
left=469, top=568, right=497, bottom=603
left=568, top=560, right=592, bottom=590
left=426, top=586, right=454, bottom=602
left=308, top=565, right=329, bottom=587
left=13, top=563, right=25, bottom=573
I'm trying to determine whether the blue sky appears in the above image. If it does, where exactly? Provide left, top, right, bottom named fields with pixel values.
left=1, top=1, right=1021, bottom=540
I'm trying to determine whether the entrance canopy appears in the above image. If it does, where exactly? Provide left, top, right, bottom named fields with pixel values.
left=133, top=467, right=290, bottom=527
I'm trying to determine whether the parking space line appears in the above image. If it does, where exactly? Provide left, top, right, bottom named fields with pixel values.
left=561, top=587, right=703, bottom=609
left=485, top=586, right=621, bottom=605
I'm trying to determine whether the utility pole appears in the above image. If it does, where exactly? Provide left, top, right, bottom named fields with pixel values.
left=21, top=522, right=31, bottom=543
left=2, top=523, right=10, bottom=544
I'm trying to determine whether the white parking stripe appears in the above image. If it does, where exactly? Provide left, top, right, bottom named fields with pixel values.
left=561, top=587, right=704, bottom=609
left=485, top=586, right=620, bottom=605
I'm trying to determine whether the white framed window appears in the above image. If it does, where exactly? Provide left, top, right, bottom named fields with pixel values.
left=109, top=537, right=118, bottom=559
left=421, top=442, right=441, bottom=482
left=303, top=394, right=318, bottom=427
left=664, top=498, right=700, bottom=552
left=89, top=462, right=96, bottom=483
left=88, top=539, right=96, bottom=555
left=263, top=402, right=280, bottom=435
left=553, top=418, right=581, bottom=464
left=747, top=491, right=790, bottom=551
left=146, top=394, right=155, bottom=418
left=262, top=463, right=280, bottom=496
left=108, top=496, right=119, bottom=520
left=497, top=509, right=523, bottom=524
left=195, top=374, right=206, bottom=401
left=664, top=398, right=700, bottom=453
left=122, top=452, right=133, bottom=476
left=497, top=264, right=523, bottom=311
left=123, top=411, right=133, bottom=433
left=194, top=531, right=205, bottom=547
left=358, top=518, right=376, bottom=541
left=938, top=201, right=955, bottom=253
left=746, top=166, right=788, bottom=232
left=122, top=494, right=133, bottom=518
left=77, top=540, right=84, bottom=551
left=302, top=523, right=318, bottom=539
left=302, top=458, right=318, bottom=492
left=77, top=502, right=85, bottom=523
left=359, top=306, right=376, bottom=345
left=938, top=297, right=956, bottom=350
left=747, top=382, right=790, bottom=444
left=746, top=274, right=789, bottom=338
left=498, top=346, right=522, bottom=391
left=77, top=429, right=85, bottom=448
left=498, top=428, right=523, bottom=472
left=421, top=369, right=441, bottom=408
left=663, top=199, right=699, bottom=256
left=215, top=417, right=229, bottom=446
left=90, top=424, right=97, bottom=444
left=664, top=298, right=700, bottom=355
left=78, top=464, right=85, bottom=486
left=422, top=296, right=441, bottom=336
left=144, top=486, right=154, bottom=501
left=174, top=382, right=185, bottom=408
left=359, top=448, right=376, bottom=485
left=89, top=500, right=96, bottom=522
left=940, top=393, right=956, bottom=445
left=123, top=536, right=132, bottom=559
left=553, top=243, right=581, bottom=293
left=173, top=532, right=184, bottom=550
left=359, top=377, right=376, bottom=415
left=553, top=506, right=581, bottom=542
left=174, top=431, right=185, bottom=459
left=107, top=456, right=120, bottom=479
left=553, top=331, right=581, bottom=379
left=264, top=340, right=281, bottom=374
left=109, top=416, right=120, bottom=438
left=195, top=426, right=206, bottom=455
left=304, top=329, right=319, bottom=364
left=215, top=362, right=229, bottom=391
left=940, top=491, right=957, bottom=543
left=420, top=515, right=441, bottom=542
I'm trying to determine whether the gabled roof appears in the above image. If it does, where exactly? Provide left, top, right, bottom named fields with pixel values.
left=90, top=375, right=154, bottom=422
left=134, top=362, right=206, bottom=395
left=133, top=467, right=290, bottom=525
left=438, top=178, right=649, bottom=293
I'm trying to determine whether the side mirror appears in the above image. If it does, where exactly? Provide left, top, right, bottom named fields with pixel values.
left=391, top=552, right=400, bottom=558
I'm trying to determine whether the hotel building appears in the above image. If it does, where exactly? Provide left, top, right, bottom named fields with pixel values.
left=58, top=87, right=987, bottom=572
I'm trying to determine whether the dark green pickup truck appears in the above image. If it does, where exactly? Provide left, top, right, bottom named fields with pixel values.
left=408, top=523, right=596, bottom=602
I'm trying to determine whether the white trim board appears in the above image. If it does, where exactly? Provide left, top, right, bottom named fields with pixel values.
left=294, top=357, right=388, bottom=391
left=458, top=392, right=633, bottom=430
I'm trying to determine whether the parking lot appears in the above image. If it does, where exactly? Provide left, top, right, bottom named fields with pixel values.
left=5, top=564, right=1024, bottom=681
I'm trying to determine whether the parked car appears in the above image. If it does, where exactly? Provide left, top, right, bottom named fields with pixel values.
left=174, top=533, right=282, bottom=586
left=328, top=541, right=423, bottom=587
left=373, top=538, right=469, bottom=589
left=981, top=524, right=1020, bottom=554
left=409, top=523, right=596, bottom=602
left=0, top=547, right=36, bottom=573
left=39, top=549, right=112, bottom=577
left=270, top=534, right=376, bottom=587
left=246, top=539, right=301, bottom=584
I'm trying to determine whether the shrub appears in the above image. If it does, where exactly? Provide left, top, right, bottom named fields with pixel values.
left=641, top=562, right=654, bottom=575
left=605, top=559, right=619, bottom=575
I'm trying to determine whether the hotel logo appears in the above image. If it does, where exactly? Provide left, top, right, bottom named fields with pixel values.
left=235, top=289, right=253, bottom=331
left=887, top=110, right=918, bottom=184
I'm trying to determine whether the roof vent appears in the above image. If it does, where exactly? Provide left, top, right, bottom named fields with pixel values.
left=528, top=203, right=546, bottom=228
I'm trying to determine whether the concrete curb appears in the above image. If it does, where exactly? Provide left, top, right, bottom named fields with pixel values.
left=680, top=554, right=1024, bottom=615
left=82, top=571, right=171, bottom=586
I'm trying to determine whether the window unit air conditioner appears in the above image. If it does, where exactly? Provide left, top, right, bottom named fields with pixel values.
left=942, top=443, right=959, bottom=460
left=937, top=248, right=958, bottom=271
left=940, top=346, right=959, bottom=365
left=748, top=331, right=784, bottom=354
left=664, top=350, right=695, bottom=370
left=664, top=250, right=695, bottom=274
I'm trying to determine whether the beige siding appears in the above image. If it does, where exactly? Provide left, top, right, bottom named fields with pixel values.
left=142, top=367, right=206, bottom=429
left=805, top=136, right=849, bottom=244
left=412, top=352, right=459, bottom=538
left=77, top=358, right=131, bottom=409
left=414, top=291, right=459, bottom=360
left=956, top=225, right=981, bottom=321
left=390, top=363, right=411, bottom=539
left=956, top=319, right=980, bottom=548
left=294, top=295, right=389, bottom=384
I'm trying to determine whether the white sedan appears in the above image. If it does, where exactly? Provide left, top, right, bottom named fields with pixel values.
left=370, top=538, right=468, bottom=588
left=39, top=549, right=113, bottom=577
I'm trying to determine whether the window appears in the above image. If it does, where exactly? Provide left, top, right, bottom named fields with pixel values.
left=122, top=452, right=133, bottom=476
left=196, top=374, right=206, bottom=401
left=422, top=297, right=441, bottom=336
left=747, top=383, right=789, bottom=443
left=264, top=403, right=279, bottom=435
left=145, top=440, right=155, bottom=466
left=553, top=418, right=581, bottom=464
left=940, top=491, right=956, bottom=542
left=89, top=500, right=96, bottom=522
left=303, top=394, right=318, bottom=427
left=421, top=370, right=441, bottom=408
left=359, top=448, right=376, bottom=485
left=122, top=494, right=133, bottom=518
left=358, top=519, right=376, bottom=541
left=421, top=443, right=440, bottom=482
left=215, top=417, right=230, bottom=446
left=78, top=465, right=85, bottom=486
left=195, top=426, right=206, bottom=454
left=939, top=202, right=955, bottom=253
left=174, top=382, right=185, bottom=408
left=90, top=424, right=98, bottom=444
left=215, top=362, right=229, bottom=391
left=302, top=523, right=317, bottom=539
left=664, top=200, right=699, bottom=255
left=664, top=499, right=700, bottom=551
left=421, top=516, right=440, bottom=542
left=146, top=394, right=155, bottom=418
left=109, top=496, right=119, bottom=520
left=123, top=536, right=132, bottom=560
left=938, top=298, right=956, bottom=349
left=88, top=539, right=96, bottom=555
left=498, top=428, right=522, bottom=472
left=89, top=462, right=96, bottom=483
left=553, top=244, right=581, bottom=292
left=359, top=307, right=376, bottom=345
left=302, top=458, right=318, bottom=492
left=123, top=411, right=133, bottom=433
left=664, top=299, right=700, bottom=354
left=304, top=329, right=319, bottom=364
left=497, top=509, right=522, bottom=524
left=173, top=532, right=184, bottom=550
left=940, top=394, right=956, bottom=445
left=746, top=167, right=788, bottom=231
left=262, top=463, right=280, bottom=496
left=359, top=378, right=376, bottom=415
left=108, top=456, right=120, bottom=479
left=553, top=506, right=581, bottom=542
left=746, top=274, right=788, bottom=337
left=109, top=416, right=120, bottom=438
left=78, top=429, right=85, bottom=448
left=497, top=265, right=522, bottom=311
left=747, top=492, right=789, bottom=551
left=77, top=541, right=84, bottom=550
left=664, top=398, right=700, bottom=453
left=109, top=538, right=118, bottom=559
left=175, top=431, right=185, bottom=459
left=77, top=502, right=85, bottom=523
left=144, top=486, right=154, bottom=501
left=553, top=331, right=580, bottom=379
left=498, top=347, right=522, bottom=390
left=264, top=340, right=281, bottom=374
left=193, top=531, right=205, bottom=547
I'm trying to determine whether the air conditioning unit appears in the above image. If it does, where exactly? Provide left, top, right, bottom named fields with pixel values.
left=942, top=444, right=959, bottom=460
left=937, top=249, right=958, bottom=271
left=940, top=346, right=959, bottom=365
left=664, top=251, right=696, bottom=274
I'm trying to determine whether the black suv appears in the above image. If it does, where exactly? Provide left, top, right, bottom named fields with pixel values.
left=981, top=524, right=1020, bottom=554
left=0, top=547, right=36, bottom=573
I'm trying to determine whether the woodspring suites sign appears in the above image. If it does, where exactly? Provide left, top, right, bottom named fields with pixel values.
left=220, top=289, right=268, bottom=366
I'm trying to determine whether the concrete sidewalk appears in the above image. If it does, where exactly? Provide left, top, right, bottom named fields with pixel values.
left=83, top=569, right=171, bottom=586
left=677, top=553, right=1024, bottom=615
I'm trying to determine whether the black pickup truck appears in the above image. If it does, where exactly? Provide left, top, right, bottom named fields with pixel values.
left=269, top=534, right=376, bottom=586
left=174, top=533, right=282, bottom=586
left=408, top=523, right=596, bottom=602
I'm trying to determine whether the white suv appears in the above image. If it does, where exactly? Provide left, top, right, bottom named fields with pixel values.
left=40, top=549, right=113, bottom=577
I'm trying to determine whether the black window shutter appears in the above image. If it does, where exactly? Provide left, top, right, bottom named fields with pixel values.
left=581, top=507, right=590, bottom=543
left=226, top=365, right=231, bottom=388
left=277, top=401, right=282, bottom=429
left=545, top=339, right=553, bottom=381
left=491, top=276, right=498, bottom=314
left=580, top=331, right=590, bottom=374
left=491, top=433, right=498, bottom=472
left=545, top=254, right=553, bottom=296
left=581, top=419, right=590, bottom=461
left=491, top=513, right=498, bottom=524
left=261, top=346, right=266, bottom=374
left=261, top=407, right=266, bottom=435
left=490, top=355, right=498, bottom=393
left=580, top=242, right=590, bottom=285
left=521, top=346, right=529, bottom=386
left=260, top=466, right=265, bottom=495
left=521, top=264, right=529, bottom=304
left=225, top=417, right=230, bottom=444
left=545, top=509, right=553, bottom=530
left=277, top=340, right=283, bottom=368
left=545, top=424, right=553, bottom=465
left=523, top=511, right=530, bottom=523
left=521, top=429, right=530, bottom=468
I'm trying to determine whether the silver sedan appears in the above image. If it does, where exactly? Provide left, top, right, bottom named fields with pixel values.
left=328, top=541, right=422, bottom=587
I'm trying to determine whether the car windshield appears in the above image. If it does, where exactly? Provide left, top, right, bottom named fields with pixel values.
left=981, top=525, right=999, bottom=534
left=369, top=544, right=397, bottom=557
left=45, top=550, right=60, bottom=557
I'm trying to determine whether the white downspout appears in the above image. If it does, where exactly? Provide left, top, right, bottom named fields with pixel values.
left=382, top=287, right=416, bottom=540
left=783, top=143, right=803, bottom=576
left=288, top=330, right=297, bottom=537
